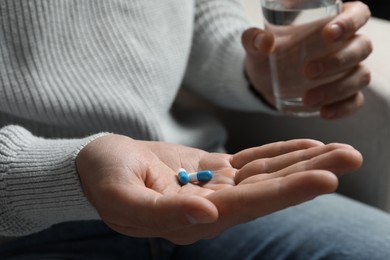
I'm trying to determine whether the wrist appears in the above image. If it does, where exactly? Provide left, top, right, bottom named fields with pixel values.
left=244, top=69, right=276, bottom=110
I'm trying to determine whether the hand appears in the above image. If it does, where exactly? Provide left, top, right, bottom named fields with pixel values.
left=242, top=1, right=372, bottom=119
left=76, top=134, right=362, bottom=244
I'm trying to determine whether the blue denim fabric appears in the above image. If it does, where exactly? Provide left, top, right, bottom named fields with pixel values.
left=1, top=194, right=390, bottom=260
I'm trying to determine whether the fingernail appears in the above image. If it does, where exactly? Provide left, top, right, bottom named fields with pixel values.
left=306, top=62, right=324, bottom=78
left=254, top=33, right=264, bottom=49
left=329, top=23, right=343, bottom=40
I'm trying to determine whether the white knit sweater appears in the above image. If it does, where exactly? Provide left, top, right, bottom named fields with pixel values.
left=0, top=0, right=272, bottom=238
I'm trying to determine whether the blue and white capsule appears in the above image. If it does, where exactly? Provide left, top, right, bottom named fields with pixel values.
left=178, top=168, right=191, bottom=185
left=177, top=168, right=213, bottom=185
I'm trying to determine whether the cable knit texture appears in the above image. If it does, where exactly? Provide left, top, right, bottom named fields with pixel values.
left=0, top=0, right=271, bottom=237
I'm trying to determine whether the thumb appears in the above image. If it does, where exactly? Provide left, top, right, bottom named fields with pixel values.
left=98, top=185, right=219, bottom=237
left=241, top=27, right=274, bottom=57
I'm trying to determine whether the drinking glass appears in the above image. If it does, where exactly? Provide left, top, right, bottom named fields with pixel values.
left=261, top=0, right=342, bottom=116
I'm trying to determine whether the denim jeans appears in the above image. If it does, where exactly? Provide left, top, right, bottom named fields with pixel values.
left=1, top=193, right=390, bottom=260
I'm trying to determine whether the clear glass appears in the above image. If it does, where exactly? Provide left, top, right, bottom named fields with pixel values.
left=261, top=0, right=342, bottom=116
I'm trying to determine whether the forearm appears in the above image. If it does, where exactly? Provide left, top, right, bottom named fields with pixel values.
left=0, top=125, right=106, bottom=237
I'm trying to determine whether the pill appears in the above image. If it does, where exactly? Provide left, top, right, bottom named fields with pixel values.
left=189, top=170, right=213, bottom=182
left=178, top=168, right=190, bottom=185
left=177, top=168, right=213, bottom=185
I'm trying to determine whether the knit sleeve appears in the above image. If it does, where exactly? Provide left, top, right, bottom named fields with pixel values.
left=0, top=125, right=106, bottom=237
left=183, top=0, right=277, bottom=113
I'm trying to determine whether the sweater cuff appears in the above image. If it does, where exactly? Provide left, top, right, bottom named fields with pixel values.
left=0, top=125, right=108, bottom=237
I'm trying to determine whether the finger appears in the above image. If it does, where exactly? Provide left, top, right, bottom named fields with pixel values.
left=323, top=2, right=371, bottom=41
left=97, top=185, right=219, bottom=237
left=281, top=146, right=363, bottom=176
left=241, top=146, right=362, bottom=184
left=242, top=27, right=275, bottom=105
left=232, top=139, right=324, bottom=169
left=304, top=64, right=370, bottom=108
left=165, top=170, right=339, bottom=245
left=320, top=91, right=365, bottom=120
left=208, top=170, right=338, bottom=226
left=235, top=143, right=354, bottom=183
left=241, top=27, right=274, bottom=56
left=304, top=35, right=372, bottom=79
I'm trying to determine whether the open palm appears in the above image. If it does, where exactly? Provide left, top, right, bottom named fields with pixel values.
left=76, top=134, right=362, bottom=244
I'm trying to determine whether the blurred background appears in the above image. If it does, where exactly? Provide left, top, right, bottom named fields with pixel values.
left=344, top=0, right=389, bottom=20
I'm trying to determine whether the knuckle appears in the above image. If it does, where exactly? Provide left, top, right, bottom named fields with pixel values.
left=360, top=36, right=373, bottom=58
left=254, top=159, right=270, bottom=173
left=358, top=66, right=371, bottom=86
left=349, top=93, right=365, bottom=111
left=364, top=37, right=373, bottom=53
left=241, top=27, right=260, bottom=49
left=332, top=54, right=347, bottom=68
left=338, top=16, right=355, bottom=33
left=351, top=1, right=371, bottom=20
left=358, top=1, right=372, bottom=17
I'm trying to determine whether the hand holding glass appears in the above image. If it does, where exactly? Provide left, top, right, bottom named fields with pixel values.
left=261, top=0, right=342, bottom=116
